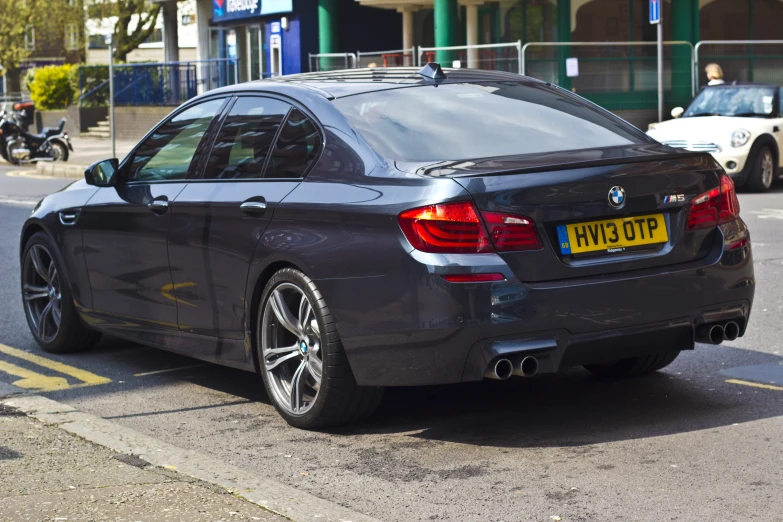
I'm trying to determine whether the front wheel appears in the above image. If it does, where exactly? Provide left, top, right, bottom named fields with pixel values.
left=584, top=350, right=681, bottom=378
left=21, top=232, right=102, bottom=353
left=257, top=268, right=383, bottom=429
left=745, top=146, right=775, bottom=192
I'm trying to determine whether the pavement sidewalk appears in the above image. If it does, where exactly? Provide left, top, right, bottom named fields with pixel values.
left=0, top=403, right=284, bottom=522
left=34, top=137, right=136, bottom=179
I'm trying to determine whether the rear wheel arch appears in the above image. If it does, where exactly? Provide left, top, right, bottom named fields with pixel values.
left=247, top=259, right=306, bottom=372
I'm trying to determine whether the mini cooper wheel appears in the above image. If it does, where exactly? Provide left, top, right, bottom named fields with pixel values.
left=257, top=268, right=383, bottom=429
left=21, top=232, right=101, bottom=353
left=746, top=146, right=775, bottom=192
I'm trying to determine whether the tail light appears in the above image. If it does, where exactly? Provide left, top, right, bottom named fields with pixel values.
left=687, top=174, right=740, bottom=231
left=398, top=202, right=492, bottom=253
left=398, top=202, right=541, bottom=254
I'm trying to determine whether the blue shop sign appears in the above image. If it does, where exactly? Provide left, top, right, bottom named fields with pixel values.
left=213, top=0, right=293, bottom=22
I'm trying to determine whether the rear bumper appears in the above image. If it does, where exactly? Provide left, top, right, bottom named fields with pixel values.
left=317, top=220, right=754, bottom=387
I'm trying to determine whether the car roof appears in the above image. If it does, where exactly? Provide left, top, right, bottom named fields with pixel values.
left=250, top=67, right=544, bottom=99
left=707, top=81, right=780, bottom=89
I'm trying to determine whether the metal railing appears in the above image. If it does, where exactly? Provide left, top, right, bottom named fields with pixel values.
left=308, top=53, right=357, bottom=72
left=695, top=40, right=783, bottom=86
left=418, top=42, right=523, bottom=73
left=78, top=59, right=239, bottom=107
left=357, top=48, right=416, bottom=68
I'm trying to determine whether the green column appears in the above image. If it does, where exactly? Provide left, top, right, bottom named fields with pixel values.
left=318, top=0, right=338, bottom=54
left=671, top=0, right=698, bottom=108
left=556, top=0, right=572, bottom=90
left=434, top=0, right=458, bottom=64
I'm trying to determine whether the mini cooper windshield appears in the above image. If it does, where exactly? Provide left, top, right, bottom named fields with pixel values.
left=684, top=86, right=777, bottom=118
left=333, top=82, right=647, bottom=162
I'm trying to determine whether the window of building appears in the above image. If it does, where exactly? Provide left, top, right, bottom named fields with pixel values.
left=65, top=24, right=79, bottom=51
left=501, top=0, right=558, bottom=43
left=24, top=26, right=35, bottom=51
left=128, top=99, right=224, bottom=182
left=204, top=97, right=291, bottom=180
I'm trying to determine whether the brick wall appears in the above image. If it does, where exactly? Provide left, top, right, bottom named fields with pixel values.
left=114, top=107, right=174, bottom=141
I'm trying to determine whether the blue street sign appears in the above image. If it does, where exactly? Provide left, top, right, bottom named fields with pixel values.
left=650, top=0, right=661, bottom=24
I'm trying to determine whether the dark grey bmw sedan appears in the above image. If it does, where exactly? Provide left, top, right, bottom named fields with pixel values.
left=19, top=66, right=754, bottom=428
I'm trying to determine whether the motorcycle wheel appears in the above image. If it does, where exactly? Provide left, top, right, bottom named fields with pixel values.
left=49, top=142, right=68, bottom=162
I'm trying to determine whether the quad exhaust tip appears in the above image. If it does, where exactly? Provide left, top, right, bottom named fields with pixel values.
left=515, top=356, right=540, bottom=378
left=485, top=358, right=513, bottom=380
left=724, top=321, right=740, bottom=341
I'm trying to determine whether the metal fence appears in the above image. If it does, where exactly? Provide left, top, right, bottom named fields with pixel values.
left=695, top=40, right=783, bottom=86
left=77, top=59, right=239, bottom=107
left=357, top=48, right=416, bottom=68
left=308, top=53, right=357, bottom=72
left=521, top=41, right=695, bottom=111
left=418, top=42, right=523, bottom=73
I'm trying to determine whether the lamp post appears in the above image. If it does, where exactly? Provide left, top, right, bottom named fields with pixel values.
left=107, top=33, right=115, bottom=159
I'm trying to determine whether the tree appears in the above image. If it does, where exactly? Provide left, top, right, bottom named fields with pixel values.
left=0, top=0, right=35, bottom=92
left=89, top=0, right=161, bottom=63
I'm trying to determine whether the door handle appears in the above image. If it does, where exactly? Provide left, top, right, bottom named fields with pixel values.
left=147, top=199, right=169, bottom=214
left=59, top=210, right=80, bottom=226
left=240, top=201, right=267, bottom=216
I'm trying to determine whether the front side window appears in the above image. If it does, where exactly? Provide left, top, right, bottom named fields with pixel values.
left=128, top=98, right=224, bottom=182
left=265, top=108, right=321, bottom=179
left=204, top=97, right=290, bottom=180
left=333, top=82, right=645, bottom=163
left=684, top=86, right=777, bottom=118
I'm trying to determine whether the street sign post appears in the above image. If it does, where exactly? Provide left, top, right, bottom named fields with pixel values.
left=651, top=0, right=663, bottom=122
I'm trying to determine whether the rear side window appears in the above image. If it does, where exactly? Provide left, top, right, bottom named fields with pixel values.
left=333, top=82, right=647, bottom=162
left=204, top=97, right=290, bottom=180
left=265, top=108, right=321, bottom=179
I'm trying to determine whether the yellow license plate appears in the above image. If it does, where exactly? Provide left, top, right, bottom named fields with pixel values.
left=556, top=214, right=668, bottom=255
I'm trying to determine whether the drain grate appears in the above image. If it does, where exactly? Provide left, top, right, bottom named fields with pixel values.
left=113, top=454, right=150, bottom=469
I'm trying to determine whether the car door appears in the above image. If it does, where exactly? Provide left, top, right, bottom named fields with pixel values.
left=168, top=95, right=322, bottom=341
left=79, top=97, right=226, bottom=334
left=777, top=87, right=783, bottom=168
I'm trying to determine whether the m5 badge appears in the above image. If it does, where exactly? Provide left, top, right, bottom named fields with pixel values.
left=663, top=194, right=685, bottom=203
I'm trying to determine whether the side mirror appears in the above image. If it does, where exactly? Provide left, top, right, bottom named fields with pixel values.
left=85, top=158, right=119, bottom=187
left=671, top=107, right=684, bottom=119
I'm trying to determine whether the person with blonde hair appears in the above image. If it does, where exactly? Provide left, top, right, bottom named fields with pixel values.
left=705, top=63, right=725, bottom=86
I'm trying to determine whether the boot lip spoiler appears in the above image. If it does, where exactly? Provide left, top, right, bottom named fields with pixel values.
left=397, top=144, right=713, bottom=178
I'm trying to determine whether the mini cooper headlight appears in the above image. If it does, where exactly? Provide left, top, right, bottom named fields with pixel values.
left=731, top=129, right=751, bottom=148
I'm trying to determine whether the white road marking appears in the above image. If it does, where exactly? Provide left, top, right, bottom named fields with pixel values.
left=0, top=197, right=37, bottom=206
left=750, top=209, right=783, bottom=220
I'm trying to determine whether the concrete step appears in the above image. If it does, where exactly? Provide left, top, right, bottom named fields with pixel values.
left=81, top=130, right=111, bottom=139
left=95, top=120, right=110, bottom=128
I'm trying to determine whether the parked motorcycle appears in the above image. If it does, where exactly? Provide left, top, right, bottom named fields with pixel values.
left=0, top=102, right=73, bottom=165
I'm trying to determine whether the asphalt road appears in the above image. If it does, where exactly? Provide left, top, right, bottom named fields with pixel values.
left=1, top=163, right=782, bottom=521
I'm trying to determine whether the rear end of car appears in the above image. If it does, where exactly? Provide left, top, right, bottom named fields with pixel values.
left=327, top=73, right=754, bottom=387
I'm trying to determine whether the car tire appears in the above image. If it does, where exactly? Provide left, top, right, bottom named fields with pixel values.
left=745, top=145, right=775, bottom=192
left=257, top=268, right=383, bottom=429
left=21, top=232, right=102, bottom=353
left=583, top=350, right=681, bottom=378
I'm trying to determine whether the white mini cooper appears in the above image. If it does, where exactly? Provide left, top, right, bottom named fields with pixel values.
left=647, top=83, right=783, bottom=192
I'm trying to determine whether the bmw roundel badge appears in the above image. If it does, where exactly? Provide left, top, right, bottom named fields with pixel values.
left=608, top=186, right=626, bottom=209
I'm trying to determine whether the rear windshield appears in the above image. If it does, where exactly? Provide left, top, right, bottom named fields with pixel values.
left=332, top=82, right=646, bottom=162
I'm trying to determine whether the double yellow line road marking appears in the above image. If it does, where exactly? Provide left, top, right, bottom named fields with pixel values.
left=0, top=343, right=110, bottom=392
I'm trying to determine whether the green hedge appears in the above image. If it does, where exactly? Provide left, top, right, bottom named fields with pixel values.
left=29, top=65, right=75, bottom=110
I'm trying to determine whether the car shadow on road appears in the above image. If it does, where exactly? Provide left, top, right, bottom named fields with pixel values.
left=38, top=339, right=783, bottom=449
